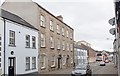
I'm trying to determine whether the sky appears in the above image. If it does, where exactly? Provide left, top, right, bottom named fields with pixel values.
left=0, top=0, right=116, bottom=52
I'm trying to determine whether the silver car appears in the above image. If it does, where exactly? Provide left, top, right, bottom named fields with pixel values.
left=71, top=64, right=92, bottom=76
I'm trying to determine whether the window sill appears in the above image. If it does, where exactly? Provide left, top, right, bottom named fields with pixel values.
left=57, top=48, right=60, bottom=50
left=50, top=47, right=54, bottom=49
left=25, top=69, right=30, bottom=71
left=32, top=47, right=36, bottom=49
left=50, top=30, right=54, bottom=32
left=8, top=44, right=16, bottom=47
left=32, top=68, right=36, bottom=70
left=41, top=46, right=46, bottom=48
left=41, top=25, right=46, bottom=28
left=41, top=67, right=46, bottom=70
left=25, top=47, right=30, bottom=48
left=51, top=65, right=56, bottom=68
left=57, top=32, right=60, bottom=35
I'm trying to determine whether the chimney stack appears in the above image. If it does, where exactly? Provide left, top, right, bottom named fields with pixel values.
left=57, top=15, right=63, bottom=21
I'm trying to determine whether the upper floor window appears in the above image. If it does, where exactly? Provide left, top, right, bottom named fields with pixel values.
left=70, top=32, right=73, bottom=39
left=9, top=30, right=15, bottom=46
left=67, top=43, right=69, bottom=51
left=57, top=24, right=60, bottom=34
left=62, top=40, right=65, bottom=50
left=50, top=36, right=54, bottom=48
left=32, top=36, right=36, bottom=49
left=57, top=38, right=60, bottom=49
left=41, top=33, right=45, bottom=47
left=66, top=30, right=69, bottom=38
left=70, top=43, right=73, bottom=51
left=62, top=27, right=65, bottom=36
left=50, top=20, right=53, bottom=31
left=40, top=15, right=45, bottom=27
left=26, top=35, right=30, bottom=48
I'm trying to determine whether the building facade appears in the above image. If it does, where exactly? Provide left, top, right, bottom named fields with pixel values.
left=74, top=42, right=88, bottom=67
left=2, top=0, right=74, bottom=73
left=76, top=40, right=96, bottom=63
left=0, top=9, right=38, bottom=75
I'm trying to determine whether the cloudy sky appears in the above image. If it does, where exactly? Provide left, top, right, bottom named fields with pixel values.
left=1, top=0, right=116, bottom=52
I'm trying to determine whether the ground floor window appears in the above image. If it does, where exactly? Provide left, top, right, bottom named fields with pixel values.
left=26, top=57, right=30, bottom=71
left=32, top=57, right=36, bottom=69
left=41, top=54, right=45, bottom=69
left=51, top=55, right=55, bottom=67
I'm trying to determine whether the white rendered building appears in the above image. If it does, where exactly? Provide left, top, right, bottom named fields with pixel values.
left=0, top=9, right=38, bottom=75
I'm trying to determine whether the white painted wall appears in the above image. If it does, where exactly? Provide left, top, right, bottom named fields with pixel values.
left=74, top=48, right=88, bottom=65
left=4, top=20, right=38, bottom=74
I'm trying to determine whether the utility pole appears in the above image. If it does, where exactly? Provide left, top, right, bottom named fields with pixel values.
left=114, top=0, right=120, bottom=76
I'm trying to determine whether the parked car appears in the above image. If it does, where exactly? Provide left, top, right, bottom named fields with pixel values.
left=71, top=64, right=92, bottom=76
left=100, top=61, right=106, bottom=66
left=105, top=60, right=109, bottom=63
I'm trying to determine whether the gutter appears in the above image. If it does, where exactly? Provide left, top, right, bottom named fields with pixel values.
left=3, top=19, right=6, bottom=76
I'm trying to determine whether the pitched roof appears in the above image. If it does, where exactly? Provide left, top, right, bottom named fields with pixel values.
left=0, top=9, right=38, bottom=31
left=34, top=2, right=74, bottom=30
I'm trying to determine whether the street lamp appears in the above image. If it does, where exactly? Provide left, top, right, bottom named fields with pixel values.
left=106, top=38, right=113, bottom=41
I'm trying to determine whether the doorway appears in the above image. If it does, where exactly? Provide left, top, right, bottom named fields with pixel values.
left=8, top=57, right=15, bottom=76
left=58, top=55, right=61, bottom=69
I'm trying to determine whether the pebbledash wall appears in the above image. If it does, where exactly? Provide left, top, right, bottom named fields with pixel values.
left=0, top=10, right=38, bottom=75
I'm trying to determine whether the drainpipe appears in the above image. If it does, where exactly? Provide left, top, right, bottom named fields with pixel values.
left=3, top=19, right=6, bottom=76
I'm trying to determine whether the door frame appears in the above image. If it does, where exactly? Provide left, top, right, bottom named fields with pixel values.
left=8, top=57, right=16, bottom=76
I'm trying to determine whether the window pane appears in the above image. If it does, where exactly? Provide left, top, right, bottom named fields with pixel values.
left=9, top=30, right=15, bottom=45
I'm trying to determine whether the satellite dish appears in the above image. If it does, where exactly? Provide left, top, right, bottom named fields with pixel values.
left=109, top=28, right=116, bottom=35
left=108, top=17, right=115, bottom=26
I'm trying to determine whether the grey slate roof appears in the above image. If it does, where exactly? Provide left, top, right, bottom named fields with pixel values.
left=0, top=9, right=38, bottom=31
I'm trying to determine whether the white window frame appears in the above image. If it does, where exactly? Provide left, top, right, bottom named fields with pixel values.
left=70, top=32, right=73, bottom=39
left=26, top=35, right=30, bottom=48
left=57, top=24, right=60, bottom=34
left=62, top=40, right=65, bottom=50
left=51, top=56, right=55, bottom=67
left=62, top=27, right=64, bottom=36
left=40, top=15, right=45, bottom=27
left=50, top=36, right=54, bottom=48
left=41, top=33, right=45, bottom=47
left=32, top=36, right=36, bottom=48
left=9, top=30, right=15, bottom=46
left=62, top=55, right=66, bottom=65
left=70, top=43, right=73, bottom=51
left=26, top=57, right=30, bottom=71
left=32, top=57, right=36, bottom=69
left=67, top=43, right=69, bottom=51
left=57, top=38, right=60, bottom=49
left=66, top=30, right=69, bottom=38
left=41, top=54, right=45, bottom=69
left=50, top=20, right=53, bottom=31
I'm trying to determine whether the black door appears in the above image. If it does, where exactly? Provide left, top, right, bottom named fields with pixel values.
left=8, top=57, right=15, bottom=76
left=58, top=58, right=61, bottom=69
